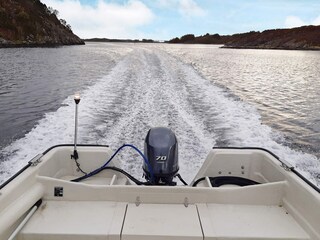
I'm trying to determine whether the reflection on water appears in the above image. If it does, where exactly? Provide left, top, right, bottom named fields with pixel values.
left=163, top=45, right=320, bottom=158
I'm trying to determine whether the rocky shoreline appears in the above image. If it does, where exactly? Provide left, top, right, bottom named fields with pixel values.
left=168, top=25, right=320, bottom=51
left=221, top=45, right=320, bottom=51
left=0, top=42, right=84, bottom=48
left=0, top=0, right=84, bottom=48
left=0, top=37, right=84, bottom=47
left=0, top=38, right=84, bottom=48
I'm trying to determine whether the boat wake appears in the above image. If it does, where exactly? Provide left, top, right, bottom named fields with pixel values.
left=0, top=45, right=319, bottom=186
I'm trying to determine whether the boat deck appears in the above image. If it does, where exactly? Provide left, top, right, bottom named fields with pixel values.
left=17, top=175, right=311, bottom=240
left=19, top=200, right=310, bottom=240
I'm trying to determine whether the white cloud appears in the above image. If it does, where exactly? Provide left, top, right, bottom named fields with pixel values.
left=285, top=15, right=320, bottom=28
left=156, top=0, right=206, bottom=17
left=284, top=16, right=306, bottom=28
left=42, top=0, right=155, bottom=39
left=312, top=16, right=320, bottom=25
left=157, top=0, right=174, bottom=8
left=178, top=0, right=206, bottom=17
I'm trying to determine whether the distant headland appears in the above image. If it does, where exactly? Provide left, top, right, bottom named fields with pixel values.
left=0, top=0, right=84, bottom=48
left=168, top=25, right=320, bottom=50
left=84, top=38, right=158, bottom=43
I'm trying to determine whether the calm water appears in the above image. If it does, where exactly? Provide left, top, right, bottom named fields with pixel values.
left=0, top=43, right=319, bottom=185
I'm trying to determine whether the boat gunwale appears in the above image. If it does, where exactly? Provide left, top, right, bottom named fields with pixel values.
left=0, top=144, right=109, bottom=190
left=212, top=147, right=320, bottom=193
left=0, top=145, right=319, bottom=194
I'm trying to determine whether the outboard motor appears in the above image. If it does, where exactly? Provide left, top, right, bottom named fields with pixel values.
left=143, top=127, right=179, bottom=185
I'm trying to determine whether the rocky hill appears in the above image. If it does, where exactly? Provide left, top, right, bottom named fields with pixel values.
left=84, top=38, right=157, bottom=43
left=0, top=0, right=84, bottom=47
left=168, top=25, right=320, bottom=50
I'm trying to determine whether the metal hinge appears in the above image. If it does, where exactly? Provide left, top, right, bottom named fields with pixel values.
left=28, top=154, right=43, bottom=166
left=280, top=159, right=294, bottom=171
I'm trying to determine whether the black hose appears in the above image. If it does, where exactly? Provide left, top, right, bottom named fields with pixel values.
left=70, top=144, right=155, bottom=184
left=72, top=166, right=151, bottom=185
left=176, top=173, right=188, bottom=186
left=192, top=177, right=206, bottom=187
left=72, top=166, right=190, bottom=187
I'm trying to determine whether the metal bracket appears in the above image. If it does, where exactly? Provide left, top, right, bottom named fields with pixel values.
left=280, top=159, right=294, bottom=171
left=135, top=196, right=141, bottom=207
left=28, top=154, right=43, bottom=166
left=184, top=197, right=189, bottom=207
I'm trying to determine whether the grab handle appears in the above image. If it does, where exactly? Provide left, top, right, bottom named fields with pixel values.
left=8, top=199, right=42, bottom=240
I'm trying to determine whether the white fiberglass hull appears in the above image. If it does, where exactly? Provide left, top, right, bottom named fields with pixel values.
left=0, top=145, right=319, bottom=240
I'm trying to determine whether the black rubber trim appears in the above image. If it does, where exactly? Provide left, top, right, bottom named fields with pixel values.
left=42, top=144, right=109, bottom=154
left=292, top=169, right=320, bottom=193
left=0, top=162, right=32, bottom=190
left=210, top=176, right=260, bottom=187
left=193, top=176, right=260, bottom=187
left=0, top=144, right=110, bottom=190
left=212, top=147, right=280, bottom=159
left=212, top=147, right=319, bottom=193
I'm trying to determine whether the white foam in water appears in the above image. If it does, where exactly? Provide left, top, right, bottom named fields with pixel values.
left=1, top=44, right=319, bottom=187
left=0, top=95, right=79, bottom=178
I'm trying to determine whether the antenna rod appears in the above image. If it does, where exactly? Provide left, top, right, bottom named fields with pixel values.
left=72, top=93, right=80, bottom=160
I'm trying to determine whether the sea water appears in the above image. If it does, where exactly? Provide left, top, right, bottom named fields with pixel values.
left=0, top=43, right=319, bottom=186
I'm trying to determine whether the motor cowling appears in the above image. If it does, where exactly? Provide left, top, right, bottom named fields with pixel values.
left=143, top=127, right=179, bottom=185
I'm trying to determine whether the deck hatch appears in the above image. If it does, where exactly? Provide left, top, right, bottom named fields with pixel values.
left=122, top=203, right=203, bottom=240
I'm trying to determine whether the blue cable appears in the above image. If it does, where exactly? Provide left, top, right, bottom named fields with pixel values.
left=72, top=144, right=155, bottom=183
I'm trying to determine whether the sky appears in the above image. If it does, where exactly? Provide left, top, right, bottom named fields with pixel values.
left=42, top=0, right=320, bottom=40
